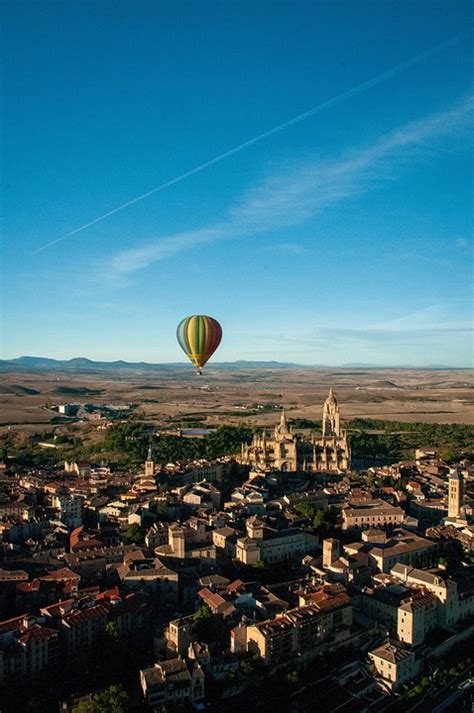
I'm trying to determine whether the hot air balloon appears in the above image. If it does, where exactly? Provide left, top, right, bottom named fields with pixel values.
left=176, top=315, right=223, bottom=374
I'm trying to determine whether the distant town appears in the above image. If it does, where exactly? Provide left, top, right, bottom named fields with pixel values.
left=0, top=387, right=473, bottom=712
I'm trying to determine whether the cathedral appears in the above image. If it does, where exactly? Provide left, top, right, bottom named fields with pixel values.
left=240, top=388, right=350, bottom=473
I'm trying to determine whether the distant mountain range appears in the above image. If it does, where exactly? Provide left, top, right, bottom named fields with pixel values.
left=0, top=356, right=466, bottom=372
left=0, top=356, right=302, bottom=372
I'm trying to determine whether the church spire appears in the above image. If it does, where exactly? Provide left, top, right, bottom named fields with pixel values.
left=144, top=440, right=155, bottom=477
left=276, top=408, right=289, bottom=435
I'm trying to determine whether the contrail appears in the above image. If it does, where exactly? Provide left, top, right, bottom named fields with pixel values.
left=31, top=27, right=472, bottom=255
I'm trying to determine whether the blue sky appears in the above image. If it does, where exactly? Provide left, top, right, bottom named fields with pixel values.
left=2, top=1, right=473, bottom=366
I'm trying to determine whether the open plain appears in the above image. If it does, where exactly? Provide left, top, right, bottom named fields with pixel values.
left=0, top=366, right=473, bottom=433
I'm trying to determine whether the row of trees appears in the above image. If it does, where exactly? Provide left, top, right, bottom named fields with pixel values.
left=100, top=418, right=474, bottom=466
left=2, top=415, right=472, bottom=471
left=286, top=417, right=474, bottom=463
left=0, top=422, right=254, bottom=470
left=96, top=422, right=254, bottom=467
left=348, top=419, right=474, bottom=463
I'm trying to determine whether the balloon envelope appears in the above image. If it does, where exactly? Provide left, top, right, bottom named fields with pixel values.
left=176, top=315, right=223, bottom=370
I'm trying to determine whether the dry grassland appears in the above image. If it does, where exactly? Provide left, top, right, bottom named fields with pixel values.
left=0, top=367, right=473, bottom=433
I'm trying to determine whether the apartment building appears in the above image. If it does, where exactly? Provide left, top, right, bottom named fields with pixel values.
left=140, top=657, right=204, bottom=707
left=389, top=564, right=461, bottom=627
left=397, top=593, right=438, bottom=645
left=369, top=643, right=420, bottom=690
left=51, top=494, right=83, bottom=529
left=0, top=615, right=59, bottom=685
left=246, top=594, right=352, bottom=666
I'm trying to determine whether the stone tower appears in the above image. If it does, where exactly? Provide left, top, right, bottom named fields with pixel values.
left=312, top=388, right=350, bottom=471
left=322, top=388, right=341, bottom=437
left=169, top=524, right=186, bottom=558
left=323, top=538, right=340, bottom=568
left=448, top=470, right=464, bottom=519
left=144, top=443, right=155, bottom=478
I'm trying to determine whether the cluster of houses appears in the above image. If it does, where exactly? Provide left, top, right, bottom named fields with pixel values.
left=0, top=403, right=473, bottom=711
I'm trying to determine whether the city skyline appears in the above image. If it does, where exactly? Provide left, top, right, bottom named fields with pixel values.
left=2, top=1, right=473, bottom=366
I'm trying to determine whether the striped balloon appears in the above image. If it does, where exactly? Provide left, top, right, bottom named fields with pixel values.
left=176, top=315, right=223, bottom=373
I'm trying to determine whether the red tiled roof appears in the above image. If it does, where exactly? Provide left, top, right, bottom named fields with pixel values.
left=95, top=587, right=120, bottom=601
left=315, top=593, right=350, bottom=611
left=41, top=599, right=75, bottom=617
left=16, top=579, right=41, bottom=593
left=41, top=567, right=80, bottom=581
left=70, top=526, right=83, bottom=543
left=63, top=604, right=108, bottom=626
left=18, top=624, right=58, bottom=645
left=0, top=615, right=28, bottom=634
left=198, top=587, right=226, bottom=610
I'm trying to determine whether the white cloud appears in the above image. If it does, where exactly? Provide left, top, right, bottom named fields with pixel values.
left=104, top=93, right=474, bottom=281
left=107, top=225, right=227, bottom=280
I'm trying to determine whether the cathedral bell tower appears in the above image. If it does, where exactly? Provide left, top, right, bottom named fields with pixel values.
left=322, top=387, right=341, bottom=437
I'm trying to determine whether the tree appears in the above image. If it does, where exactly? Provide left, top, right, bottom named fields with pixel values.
left=193, top=605, right=214, bottom=642
left=295, top=501, right=318, bottom=520
left=72, top=699, right=95, bottom=713
left=312, top=507, right=337, bottom=536
left=193, top=605, right=212, bottom=623
left=125, top=523, right=144, bottom=545
left=93, top=686, right=128, bottom=713
left=72, top=685, right=128, bottom=713
left=205, top=425, right=253, bottom=459
left=239, top=653, right=265, bottom=675
left=286, top=670, right=300, bottom=688
left=105, top=620, right=121, bottom=642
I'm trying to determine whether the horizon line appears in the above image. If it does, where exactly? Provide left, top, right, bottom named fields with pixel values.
left=0, top=355, right=472, bottom=370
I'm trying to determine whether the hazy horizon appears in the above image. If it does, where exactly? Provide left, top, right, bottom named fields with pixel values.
left=1, top=354, right=472, bottom=370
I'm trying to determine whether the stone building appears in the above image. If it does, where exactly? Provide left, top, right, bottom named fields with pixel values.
left=342, top=500, right=405, bottom=531
left=144, top=444, right=155, bottom=478
left=235, top=516, right=318, bottom=565
left=397, top=593, right=438, bottom=645
left=323, top=538, right=341, bottom=568
left=446, top=469, right=465, bottom=522
left=140, top=657, right=204, bottom=707
left=240, top=388, right=350, bottom=473
left=369, top=643, right=420, bottom=690
left=245, top=593, right=352, bottom=666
